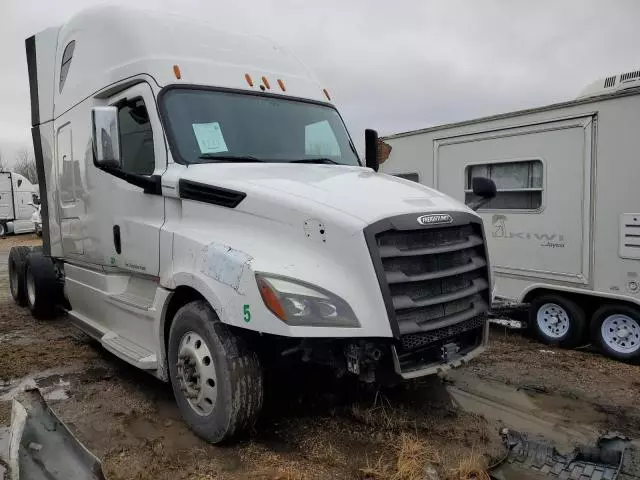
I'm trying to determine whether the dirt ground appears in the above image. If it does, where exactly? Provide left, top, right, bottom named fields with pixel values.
left=1, top=235, right=639, bottom=479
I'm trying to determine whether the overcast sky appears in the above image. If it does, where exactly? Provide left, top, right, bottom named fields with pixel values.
left=1, top=0, right=639, bottom=163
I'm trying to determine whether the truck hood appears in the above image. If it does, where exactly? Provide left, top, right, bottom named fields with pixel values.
left=179, top=163, right=473, bottom=230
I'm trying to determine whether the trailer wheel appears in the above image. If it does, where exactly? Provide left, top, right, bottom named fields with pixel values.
left=168, top=300, right=263, bottom=443
left=24, top=252, right=60, bottom=320
left=529, top=295, right=586, bottom=347
left=591, top=305, right=640, bottom=363
left=9, top=246, right=33, bottom=306
left=0, top=222, right=7, bottom=237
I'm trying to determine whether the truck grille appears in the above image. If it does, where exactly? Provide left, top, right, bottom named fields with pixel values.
left=365, top=212, right=490, bottom=354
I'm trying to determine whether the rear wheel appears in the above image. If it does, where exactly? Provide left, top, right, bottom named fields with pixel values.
left=9, top=246, right=33, bottom=306
left=591, top=305, right=640, bottom=363
left=168, top=300, right=263, bottom=443
left=529, top=294, right=586, bottom=347
left=0, top=222, right=7, bottom=237
left=24, top=253, right=60, bottom=319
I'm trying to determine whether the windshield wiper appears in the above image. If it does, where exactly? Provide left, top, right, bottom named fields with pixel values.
left=290, top=158, right=340, bottom=165
left=197, top=154, right=265, bottom=163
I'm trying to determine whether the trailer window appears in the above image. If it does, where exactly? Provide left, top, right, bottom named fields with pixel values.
left=59, top=41, right=75, bottom=93
left=465, top=160, right=543, bottom=210
left=117, top=98, right=155, bottom=175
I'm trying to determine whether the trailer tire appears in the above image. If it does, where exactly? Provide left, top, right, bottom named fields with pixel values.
left=529, top=295, right=586, bottom=348
left=591, top=305, right=640, bottom=363
left=0, top=222, right=7, bottom=237
left=9, top=246, right=33, bottom=306
left=168, top=300, right=263, bottom=444
left=24, top=252, right=59, bottom=320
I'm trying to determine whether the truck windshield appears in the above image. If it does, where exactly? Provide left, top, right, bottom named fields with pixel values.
left=161, top=88, right=360, bottom=166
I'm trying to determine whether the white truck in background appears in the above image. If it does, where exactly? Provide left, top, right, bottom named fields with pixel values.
left=12, top=5, right=496, bottom=442
left=381, top=70, right=640, bottom=363
left=0, top=172, right=40, bottom=236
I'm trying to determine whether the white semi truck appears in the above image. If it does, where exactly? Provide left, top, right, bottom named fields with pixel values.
left=11, top=6, right=495, bottom=442
left=0, top=171, right=40, bottom=236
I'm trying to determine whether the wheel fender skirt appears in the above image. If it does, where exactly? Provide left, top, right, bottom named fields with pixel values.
left=7, top=388, right=106, bottom=479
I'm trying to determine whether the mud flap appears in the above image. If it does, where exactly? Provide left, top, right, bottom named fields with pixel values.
left=8, top=389, right=106, bottom=480
left=491, top=429, right=639, bottom=480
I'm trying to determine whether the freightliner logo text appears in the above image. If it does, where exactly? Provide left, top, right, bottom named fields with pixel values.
left=417, top=214, right=453, bottom=226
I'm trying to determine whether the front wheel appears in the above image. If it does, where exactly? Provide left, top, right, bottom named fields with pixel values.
left=591, top=305, right=640, bottom=363
left=529, top=294, right=586, bottom=347
left=168, top=300, right=263, bottom=443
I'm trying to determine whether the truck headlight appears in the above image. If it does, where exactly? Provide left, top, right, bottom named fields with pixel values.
left=255, top=273, right=360, bottom=327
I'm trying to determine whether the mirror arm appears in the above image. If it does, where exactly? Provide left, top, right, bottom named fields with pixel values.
left=100, top=166, right=162, bottom=195
left=468, top=197, right=493, bottom=212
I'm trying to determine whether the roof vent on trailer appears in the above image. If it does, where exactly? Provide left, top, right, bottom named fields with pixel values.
left=577, top=68, right=640, bottom=99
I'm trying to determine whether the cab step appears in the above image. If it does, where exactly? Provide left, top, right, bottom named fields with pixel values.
left=101, top=332, right=157, bottom=370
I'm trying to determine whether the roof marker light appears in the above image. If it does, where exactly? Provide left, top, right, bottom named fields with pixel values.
left=277, top=79, right=286, bottom=91
left=173, top=65, right=181, bottom=80
left=245, top=73, right=254, bottom=87
left=262, top=76, right=271, bottom=89
left=323, top=88, right=331, bottom=101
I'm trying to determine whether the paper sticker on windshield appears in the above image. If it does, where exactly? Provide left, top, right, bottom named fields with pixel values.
left=192, top=122, right=228, bottom=154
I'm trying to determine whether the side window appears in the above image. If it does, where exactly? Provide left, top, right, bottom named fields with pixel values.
left=305, top=120, right=341, bottom=157
left=59, top=41, right=75, bottom=93
left=117, top=98, right=155, bottom=175
left=465, top=160, right=543, bottom=210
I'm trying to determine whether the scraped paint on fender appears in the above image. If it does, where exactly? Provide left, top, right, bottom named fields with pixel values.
left=200, top=242, right=253, bottom=293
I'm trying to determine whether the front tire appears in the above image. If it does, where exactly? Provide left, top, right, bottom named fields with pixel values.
left=591, top=305, right=640, bottom=363
left=168, top=300, right=263, bottom=443
left=529, top=294, right=586, bottom=347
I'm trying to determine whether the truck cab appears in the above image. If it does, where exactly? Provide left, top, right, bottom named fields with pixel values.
left=17, top=6, right=494, bottom=442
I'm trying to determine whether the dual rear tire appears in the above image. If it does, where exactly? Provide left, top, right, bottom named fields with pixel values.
left=9, top=247, right=60, bottom=319
left=529, top=294, right=640, bottom=363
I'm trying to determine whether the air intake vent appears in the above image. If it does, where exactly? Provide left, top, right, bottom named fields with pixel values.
left=620, top=213, right=640, bottom=260
left=179, top=180, right=246, bottom=208
left=603, top=76, right=616, bottom=88
left=620, top=70, right=640, bottom=83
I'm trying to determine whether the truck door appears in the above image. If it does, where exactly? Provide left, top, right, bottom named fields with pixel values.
left=435, top=116, right=594, bottom=295
left=103, top=83, right=166, bottom=275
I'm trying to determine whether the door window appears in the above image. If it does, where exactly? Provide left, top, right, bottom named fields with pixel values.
left=118, top=98, right=155, bottom=175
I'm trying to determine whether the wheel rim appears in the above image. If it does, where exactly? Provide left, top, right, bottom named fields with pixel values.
left=9, top=259, right=19, bottom=299
left=176, top=331, right=217, bottom=416
left=26, top=266, right=36, bottom=307
left=601, top=314, right=640, bottom=354
left=536, top=302, right=570, bottom=338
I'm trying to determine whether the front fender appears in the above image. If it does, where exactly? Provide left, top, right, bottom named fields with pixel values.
left=160, top=215, right=393, bottom=339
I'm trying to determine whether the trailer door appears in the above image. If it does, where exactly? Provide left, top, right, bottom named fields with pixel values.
left=435, top=116, right=594, bottom=294
left=0, top=173, right=14, bottom=220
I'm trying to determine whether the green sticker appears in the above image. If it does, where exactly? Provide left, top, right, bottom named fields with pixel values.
left=110, top=257, right=116, bottom=265
left=243, top=304, right=251, bottom=323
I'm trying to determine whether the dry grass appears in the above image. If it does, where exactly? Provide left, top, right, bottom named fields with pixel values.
left=449, top=451, right=489, bottom=480
left=360, top=432, right=441, bottom=480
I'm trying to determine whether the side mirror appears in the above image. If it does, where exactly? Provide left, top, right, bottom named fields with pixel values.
left=91, top=106, right=121, bottom=168
left=472, top=177, right=496, bottom=199
left=365, top=129, right=379, bottom=172
left=468, top=177, right=497, bottom=211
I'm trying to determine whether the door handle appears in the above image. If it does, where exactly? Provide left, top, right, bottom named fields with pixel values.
left=113, top=225, right=121, bottom=254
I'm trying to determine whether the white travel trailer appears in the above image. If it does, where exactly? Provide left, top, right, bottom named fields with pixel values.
left=12, top=6, right=496, bottom=442
left=382, top=70, right=640, bottom=362
left=0, top=171, right=39, bottom=235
